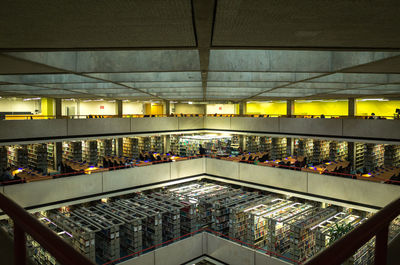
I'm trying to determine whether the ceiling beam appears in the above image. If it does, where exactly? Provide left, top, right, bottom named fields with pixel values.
left=192, top=0, right=216, bottom=101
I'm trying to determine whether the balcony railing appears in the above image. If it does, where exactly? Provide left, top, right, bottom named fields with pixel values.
left=304, top=196, right=400, bottom=265
left=0, top=192, right=94, bottom=265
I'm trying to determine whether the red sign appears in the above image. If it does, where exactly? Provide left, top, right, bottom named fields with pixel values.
left=219, top=106, right=222, bottom=110
left=100, top=106, right=104, bottom=109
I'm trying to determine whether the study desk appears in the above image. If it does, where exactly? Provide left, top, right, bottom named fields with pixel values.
left=64, top=160, right=90, bottom=171
left=358, top=167, right=400, bottom=182
left=13, top=169, right=52, bottom=182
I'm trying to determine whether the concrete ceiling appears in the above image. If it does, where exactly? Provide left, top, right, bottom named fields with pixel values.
left=0, top=0, right=400, bottom=101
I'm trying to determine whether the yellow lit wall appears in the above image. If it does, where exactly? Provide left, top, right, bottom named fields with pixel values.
left=246, top=102, right=286, bottom=115
left=150, top=104, right=163, bottom=115
left=356, top=100, right=400, bottom=117
left=41, top=98, right=54, bottom=117
left=294, top=101, right=348, bottom=116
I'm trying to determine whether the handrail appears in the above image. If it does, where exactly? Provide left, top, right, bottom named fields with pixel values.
left=305, top=197, right=400, bottom=265
left=0, top=192, right=94, bottom=265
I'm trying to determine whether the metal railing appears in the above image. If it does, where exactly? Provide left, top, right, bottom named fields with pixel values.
left=0, top=192, right=94, bottom=265
left=304, top=197, right=400, bottom=265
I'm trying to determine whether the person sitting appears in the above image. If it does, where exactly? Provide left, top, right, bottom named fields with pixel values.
left=320, top=114, right=325, bottom=119
left=369, top=113, right=376, bottom=119
left=259, top=153, right=269, bottom=162
left=199, top=144, right=206, bottom=155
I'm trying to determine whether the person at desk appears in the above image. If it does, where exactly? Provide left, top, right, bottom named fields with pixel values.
left=369, top=113, right=376, bottom=119
left=320, top=114, right=325, bottom=119
left=259, top=153, right=269, bottom=162
left=147, top=152, right=156, bottom=162
left=1, top=167, right=13, bottom=182
left=199, top=144, right=206, bottom=155
left=139, top=151, right=146, bottom=161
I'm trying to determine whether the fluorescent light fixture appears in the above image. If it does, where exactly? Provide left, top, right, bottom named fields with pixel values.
left=358, top=98, right=388, bottom=101
left=188, top=101, right=193, bottom=104
left=122, top=100, right=129, bottom=102
left=23, top=97, right=41, bottom=101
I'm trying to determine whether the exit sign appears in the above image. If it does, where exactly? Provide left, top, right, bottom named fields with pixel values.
left=100, top=106, right=104, bottom=109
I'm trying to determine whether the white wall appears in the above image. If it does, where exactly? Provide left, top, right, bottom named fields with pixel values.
left=206, top=104, right=237, bottom=114
left=79, top=101, right=116, bottom=115
left=123, top=102, right=144, bottom=114
left=173, top=103, right=205, bottom=114
left=62, top=100, right=78, bottom=116
left=0, top=98, right=40, bottom=113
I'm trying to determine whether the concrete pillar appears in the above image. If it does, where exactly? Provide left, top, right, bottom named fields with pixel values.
left=287, top=99, right=295, bottom=117
left=348, top=142, right=356, bottom=172
left=286, top=137, right=294, bottom=156
left=164, top=101, right=171, bottom=116
left=144, top=103, right=151, bottom=115
left=242, top=135, right=247, bottom=152
left=76, top=100, right=80, bottom=117
left=115, top=138, right=123, bottom=156
left=115, top=100, right=123, bottom=118
left=55, top=98, right=62, bottom=119
left=54, top=142, right=63, bottom=170
left=348, top=98, right=356, bottom=117
left=164, top=135, right=171, bottom=153
left=239, top=102, right=247, bottom=115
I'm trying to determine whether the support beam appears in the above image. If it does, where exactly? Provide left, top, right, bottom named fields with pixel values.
left=115, top=138, right=123, bottom=156
left=239, top=102, right=247, bottom=115
left=192, top=0, right=215, bottom=101
left=287, top=99, right=295, bottom=117
left=55, top=98, right=62, bottom=119
left=348, top=98, right=356, bottom=117
left=54, top=142, right=62, bottom=171
left=115, top=99, right=122, bottom=118
left=164, top=101, right=171, bottom=116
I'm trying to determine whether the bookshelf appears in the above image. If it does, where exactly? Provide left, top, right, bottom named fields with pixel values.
left=82, top=140, right=98, bottom=165
left=271, top=138, right=287, bottom=160
left=296, top=139, right=313, bottom=161
left=329, top=141, right=348, bottom=161
left=47, top=143, right=56, bottom=170
left=62, top=141, right=82, bottom=161
left=97, top=139, right=113, bottom=164
left=0, top=146, right=7, bottom=172
left=312, top=140, right=330, bottom=164
left=364, top=144, right=384, bottom=171
left=122, top=138, right=139, bottom=159
left=28, top=144, right=48, bottom=174
left=169, top=135, right=180, bottom=154
left=259, top=136, right=272, bottom=154
left=384, top=145, right=400, bottom=167
left=245, top=136, right=259, bottom=153
left=8, top=145, right=28, bottom=168
left=151, top=136, right=164, bottom=153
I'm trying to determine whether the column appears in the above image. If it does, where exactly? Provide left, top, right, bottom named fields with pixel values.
left=287, top=99, right=295, bottom=117
left=144, top=103, right=151, bottom=115
left=115, top=138, right=123, bottom=156
left=164, top=135, right=170, bottom=153
left=286, top=137, right=294, bottom=156
left=239, top=102, right=247, bottom=115
left=164, top=101, right=171, bottom=116
left=348, top=98, right=356, bottom=117
left=54, top=142, right=62, bottom=171
left=55, top=98, right=62, bottom=119
left=347, top=142, right=356, bottom=172
left=115, top=99, right=123, bottom=118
